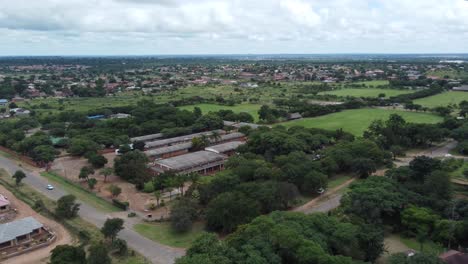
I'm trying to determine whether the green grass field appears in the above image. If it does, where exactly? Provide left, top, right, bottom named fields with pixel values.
left=134, top=222, right=205, bottom=248
left=179, top=103, right=262, bottom=121
left=281, top=108, right=443, bottom=136
left=413, top=91, right=468, bottom=108
left=40, top=172, right=121, bottom=213
left=319, top=88, right=412, bottom=98
left=425, top=69, right=468, bottom=79
left=399, top=236, right=445, bottom=255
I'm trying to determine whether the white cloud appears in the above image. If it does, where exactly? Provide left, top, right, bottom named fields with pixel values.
left=0, top=0, right=467, bottom=55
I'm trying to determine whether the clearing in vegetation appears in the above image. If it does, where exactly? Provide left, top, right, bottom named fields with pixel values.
left=40, top=172, right=121, bottom=213
left=413, top=91, right=468, bottom=108
left=319, top=88, right=413, bottom=98
left=178, top=103, right=262, bottom=121
left=281, top=108, right=443, bottom=136
left=133, top=222, right=205, bottom=248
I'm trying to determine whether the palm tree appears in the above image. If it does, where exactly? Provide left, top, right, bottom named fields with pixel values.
left=154, top=190, right=162, bottom=206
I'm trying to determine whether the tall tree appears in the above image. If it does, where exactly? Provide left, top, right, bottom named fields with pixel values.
left=101, top=218, right=124, bottom=242
left=12, top=170, right=26, bottom=186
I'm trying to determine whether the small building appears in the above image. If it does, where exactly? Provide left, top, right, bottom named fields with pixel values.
left=452, top=85, right=468, bottom=92
left=87, top=115, right=105, bottom=120
left=0, top=217, right=45, bottom=250
left=10, top=108, right=30, bottom=116
left=145, top=142, right=192, bottom=160
left=223, top=120, right=266, bottom=130
left=131, top=133, right=164, bottom=143
left=0, top=195, right=10, bottom=213
left=0, top=99, right=8, bottom=107
left=287, top=112, right=303, bottom=120
left=110, top=113, right=131, bottom=119
left=145, top=130, right=225, bottom=150
left=215, top=132, right=246, bottom=144
left=151, top=151, right=227, bottom=175
left=205, top=141, right=245, bottom=156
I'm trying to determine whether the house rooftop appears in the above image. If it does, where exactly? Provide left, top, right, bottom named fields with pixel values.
left=131, top=133, right=163, bottom=143
left=153, top=151, right=226, bottom=171
left=145, top=130, right=225, bottom=149
left=145, top=142, right=192, bottom=157
left=0, top=217, right=43, bottom=244
left=205, top=141, right=245, bottom=154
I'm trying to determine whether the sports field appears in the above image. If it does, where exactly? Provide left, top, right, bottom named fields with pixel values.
left=319, top=88, right=413, bottom=98
left=413, top=91, right=468, bottom=108
left=281, top=108, right=443, bottom=136
left=179, top=103, right=262, bottom=121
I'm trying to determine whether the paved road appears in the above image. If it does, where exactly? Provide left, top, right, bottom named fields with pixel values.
left=0, top=155, right=184, bottom=264
left=301, top=194, right=343, bottom=214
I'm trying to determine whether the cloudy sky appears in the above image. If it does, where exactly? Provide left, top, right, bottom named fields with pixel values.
left=1, top=0, right=468, bottom=55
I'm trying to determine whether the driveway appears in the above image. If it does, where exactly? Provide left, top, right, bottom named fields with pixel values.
left=0, top=155, right=184, bottom=264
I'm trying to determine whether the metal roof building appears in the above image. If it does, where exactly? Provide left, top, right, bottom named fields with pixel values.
left=151, top=151, right=227, bottom=174
left=205, top=141, right=245, bottom=154
left=214, top=132, right=245, bottom=143
left=145, top=129, right=225, bottom=149
left=145, top=142, right=192, bottom=158
left=0, top=217, right=43, bottom=244
left=131, top=133, right=164, bottom=143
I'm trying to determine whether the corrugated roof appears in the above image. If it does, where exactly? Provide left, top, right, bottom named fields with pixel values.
left=205, top=141, right=245, bottom=154
left=0, top=194, right=10, bottom=207
left=153, top=151, right=226, bottom=171
left=145, top=142, right=192, bottom=157
left=131, top=133, right=163, bottom=142
left=0, top=217, right=43, bottom=244
left=145, top=130, right=225, bottom=149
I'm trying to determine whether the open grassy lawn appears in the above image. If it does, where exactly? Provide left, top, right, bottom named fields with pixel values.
left=413, top=91, right=468, bottom=108
left=426, top=69, right=468, bottom=79
left=319, top=88, right=412, bottom=98
left=327, top=175, right=353, bottom=189
left=450, top=161, right=468, bottom=181
left=179, top=103, right=262, bottom=121
left=40, top=172, right=121, bottom=213
left=399, top=236, right=445, bottom=255
left=281, top=108, right=443, bottom=136
left=353, top=80, right=390, bottom=86
left=134, top=222, right=205, bottom=248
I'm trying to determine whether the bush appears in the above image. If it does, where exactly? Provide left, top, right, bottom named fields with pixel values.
left=143, top=181, right=155, bottom=193
left=112, top=199, right=129, bottom=210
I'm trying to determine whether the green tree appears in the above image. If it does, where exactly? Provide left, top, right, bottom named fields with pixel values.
left=56, top=195, right=80, bottom=218
left=79, top=166, right=94, bottom=181
left=31, top=145, right=58, bottom=167
left=154, top=190, right=162, bottom=206
left=12, top=170, right=26, bottom=186
left=50, top=245, right=86, bottom=264
left=206, top=191, right=260, bottom=233
left=100, top=167, right=113, bottom=183
left=101, top=218, right=124, bottom=242
left=87, top=244, right=111, bottom=264
left=170, top=198, right=198, bottom=233
left=352, top=158, right=377, bottom=178
left=388, top=252, right=444, bottom=264
left=107, top=184, right=122, bottom=197
left=87, top=178, right=98, bottom=189
left=114, top=150, right=149, bottom=188
left=88, top=154, right=108, bottom=169
left=68, top=138, right=99, bottom=156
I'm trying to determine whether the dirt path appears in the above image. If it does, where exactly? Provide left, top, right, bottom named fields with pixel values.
left=0, top=184, right=73, bottom=264
left=292, top=177, right=356, bottom=214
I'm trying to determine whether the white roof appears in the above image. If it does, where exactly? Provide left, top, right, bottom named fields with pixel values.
left=0, top=217, right=43, bottom=244
left=205, top=141, right=245, bottom=154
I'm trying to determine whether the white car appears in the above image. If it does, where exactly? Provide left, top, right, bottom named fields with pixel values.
left=46, top=184, right=54, bottom=190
